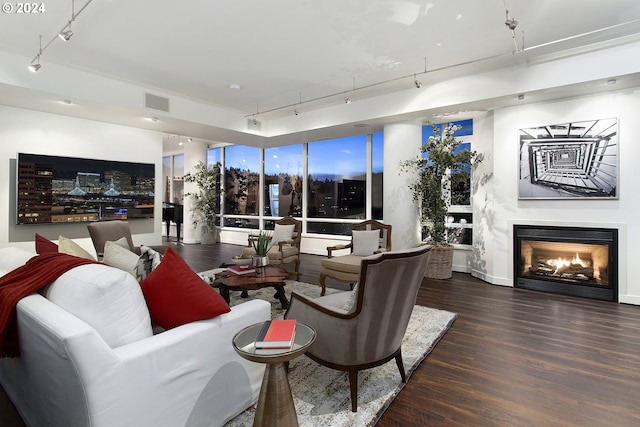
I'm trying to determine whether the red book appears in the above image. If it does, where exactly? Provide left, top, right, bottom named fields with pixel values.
left=228, top=264, right=255, bottom=275
left=255, top=319, right=296, bottom=348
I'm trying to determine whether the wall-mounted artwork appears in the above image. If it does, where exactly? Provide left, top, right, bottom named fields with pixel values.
left=16, top=153, right=155, bottom=225
left=518, top=118, right=618, bottom=199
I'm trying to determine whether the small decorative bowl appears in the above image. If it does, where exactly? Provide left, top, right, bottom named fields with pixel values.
left=231, top=256, right=252, bottom=266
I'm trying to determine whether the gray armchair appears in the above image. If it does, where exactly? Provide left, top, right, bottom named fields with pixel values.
left=319, top=219, right=392, bottom=295
left=285, top=244, right=432, bottom=412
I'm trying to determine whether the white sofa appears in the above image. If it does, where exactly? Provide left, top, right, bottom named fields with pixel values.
left=0, top=247, right=270, bottom=427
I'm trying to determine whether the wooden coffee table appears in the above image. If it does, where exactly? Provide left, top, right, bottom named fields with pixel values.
left=212, top=266, right=290, bottom=309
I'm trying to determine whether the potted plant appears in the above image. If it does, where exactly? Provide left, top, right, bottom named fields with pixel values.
left=183, top=161, right=222, bottom=244
left=251, top=231, right=272, bottom=274
left=399, top=122, right=478, bottom=279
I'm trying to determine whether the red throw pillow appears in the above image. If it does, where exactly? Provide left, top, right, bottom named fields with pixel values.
left=35, top=233, right=58, bottom=254
left=139, top=247, right=230, bottom=329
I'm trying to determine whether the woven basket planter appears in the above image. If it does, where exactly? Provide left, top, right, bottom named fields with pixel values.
left=424, top=244, right=454, bottom=280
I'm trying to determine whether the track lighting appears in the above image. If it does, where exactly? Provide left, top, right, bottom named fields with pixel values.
left=28, top=60, right=41, bottom=73
left=294, top=108, right=299, bottom=116
left=344, top=97, right=351, bottom=104
left=59, top=0, right=75, bottom=41
left=58, top=28, right=73, bottom=42
left=414, top=74, right=422, bottom=88
left=28, top=35, right=43, bottom=72
left=27, top=0, right=94, bottom=72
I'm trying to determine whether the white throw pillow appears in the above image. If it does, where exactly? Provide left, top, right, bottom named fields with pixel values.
left=271, top=224, right=295, bottom=245
left=44, top=263, right=153, bottom=348
left=58, top=235, right=96, bottom=260
left=352, top=230, right=380, bottom=256
left=111, top=236, right=131, bottom=250
left=103, top=240, right=139, bottom=277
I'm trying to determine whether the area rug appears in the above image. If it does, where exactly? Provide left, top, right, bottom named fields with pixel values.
left=202, top=274, right=457, bottom=427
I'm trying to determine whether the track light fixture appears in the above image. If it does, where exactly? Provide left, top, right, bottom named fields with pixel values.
left=294, top=108, right=299, bottom=116
left=59, top=0, right=75, bottom=41
left=504, top=8, right=520, bottom=52
left=27, top=0, right=94, bottom=72
left=59, top=28, right=73, bottom=42
left=28, top=35, right=43, bottom=72
left=28, top=59, right=41, bottom=73
left=414, top=74, right=422, bottom=88
left=344, top=97, right=351, bottom=104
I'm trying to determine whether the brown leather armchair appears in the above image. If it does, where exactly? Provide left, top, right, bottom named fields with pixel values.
left=241, top=217, right=302, bottom=279
left=285, top=245, right=432, bottom=412
left=319, top=219, right=392, bottom=295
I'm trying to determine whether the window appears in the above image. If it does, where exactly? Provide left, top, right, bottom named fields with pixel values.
left=224, top=145, right=260, bottom=228
left=307, top=135, right=367, bottom=219
left=422, top=119, right=474, bottom=246
left=162, top=154, right=184, bottom=204
left=173, top=154, right=184, bottom=204
left=372, top=132, right=384, bottom=220
left=264, top=145, right=303, bottom=217
left=206, top=147, right=222, bottom=225
left=162, top=156, right=171, bottom=202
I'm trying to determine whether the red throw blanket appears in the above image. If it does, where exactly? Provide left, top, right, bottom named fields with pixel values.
left=0, top=253, right=98, bottom=358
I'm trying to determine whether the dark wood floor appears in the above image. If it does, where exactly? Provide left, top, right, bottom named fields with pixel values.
left=2, top=240, right=640, bottom=426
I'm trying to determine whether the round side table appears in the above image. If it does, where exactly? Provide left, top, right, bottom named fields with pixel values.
left=233, top=322, right=316, bottom=427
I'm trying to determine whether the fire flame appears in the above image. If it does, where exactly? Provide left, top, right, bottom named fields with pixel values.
left=547, top=253, right=589, bottom=274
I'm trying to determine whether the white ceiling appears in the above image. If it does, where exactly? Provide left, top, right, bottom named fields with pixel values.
left=1, top=0, right=640, bottom=150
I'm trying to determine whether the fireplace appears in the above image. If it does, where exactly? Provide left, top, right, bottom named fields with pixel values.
left=513, top=225, right=618, bottom=301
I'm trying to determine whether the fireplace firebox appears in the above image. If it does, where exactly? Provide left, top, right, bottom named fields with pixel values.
left=513, top=225, right=618, bottom=301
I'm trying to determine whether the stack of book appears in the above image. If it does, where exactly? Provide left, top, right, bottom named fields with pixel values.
left=227, top=264, right=255, bottom=275
left=254, top=319, right=296, bottom=354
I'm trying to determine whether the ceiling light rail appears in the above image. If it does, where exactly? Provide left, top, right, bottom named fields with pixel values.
left=245, top=17, right=640, bottom=119
left=28, top=0, right=94, bottom=71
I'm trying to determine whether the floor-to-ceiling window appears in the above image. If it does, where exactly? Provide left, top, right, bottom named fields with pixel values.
left=307, top=134, right=368, bottom=235
left=207, top=147, right=222, bottom=226
left=202, top=130, right=389, bottom=237
left=162, top=154, right=184, bottom=204
left=223, top=145, right=260, bottom=228
left=371, top=132, right=384, bottom=220
left=264, top=144, right=303, bottom=218
left=422, top=119, right=474, bottom=246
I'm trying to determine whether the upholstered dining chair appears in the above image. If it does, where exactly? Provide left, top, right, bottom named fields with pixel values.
left=241, top=216, right=302, bottom=279
left=285, top=244, right=432, bottom=412
left=87, top=220, right=167, bottom=259
left=318, top=219, right=392, bottom=295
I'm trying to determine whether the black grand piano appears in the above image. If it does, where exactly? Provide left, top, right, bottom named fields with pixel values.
left=162, top=203, right=184, bottom=241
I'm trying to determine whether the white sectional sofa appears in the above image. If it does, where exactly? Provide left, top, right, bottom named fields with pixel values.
left=0, top=247, right=270, bottom=427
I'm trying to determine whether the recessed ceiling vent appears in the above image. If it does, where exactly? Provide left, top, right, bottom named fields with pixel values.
left=144, top=92, right=170, bottom=112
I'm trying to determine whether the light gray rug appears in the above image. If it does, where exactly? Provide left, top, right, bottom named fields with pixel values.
left=207, top=276, right=457, bottom=427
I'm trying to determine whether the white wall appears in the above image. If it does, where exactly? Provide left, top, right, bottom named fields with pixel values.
left=0, top=105, right=164, bottom=256
left=474, top=88, right=640, bottom=304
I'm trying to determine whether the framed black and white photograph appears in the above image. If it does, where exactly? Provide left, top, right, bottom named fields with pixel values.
left=518, top=118, right=618, bottom=199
